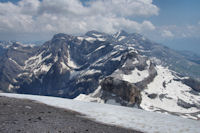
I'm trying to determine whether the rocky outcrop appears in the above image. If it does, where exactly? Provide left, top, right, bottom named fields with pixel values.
left=182, top=78, right=200, bottom=92
left=135, top=62, right=157, bottom=90
left=177, top=99, right=200, bottom=109
left=100, top=77, right=141, bottom=107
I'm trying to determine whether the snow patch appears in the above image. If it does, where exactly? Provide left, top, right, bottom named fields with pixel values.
left=8, top=84, right=14, bottom=91
left=118, top=36, right=126, bottom=41
left=39, top=64, right=52, bottom=72
left=92, top=33, right=102, bottom=38
left=84, top=69, right=101, bottom=75
left=111, top=55, right=122, bottom=61
left=60, top=37, right=65, bottom=40
left=94, top=45, right=106, bottom=52
left=77, top=37, right=84, bottom=41
left=54, top=55, right=58, bottom=62
left=85, top=37, right=96, bottom=42
left=67, top=47, right=79, bottom=69
left=97, top=38, right=106, bottom=41
left=8, top=58, right=23, bottom=69
left=122, top=68, right=149, bottom=83
left=24, top=51, right=51, bottom=71
left=113, top=45, right=126, bottom=51
left=60, top=62, right=69, bottom=69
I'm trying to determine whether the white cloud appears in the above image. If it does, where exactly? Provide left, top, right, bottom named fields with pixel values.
left=161, top=30, right=174, bottom=38
left=163, top=24, right=200, bottom=39
left=88, top=0, right=159, bottom=17
left=19, top=0, right=40, bottom=15
left=143, top=23, right=200, bottom=43
left=0, top=0, right=159, bottom=41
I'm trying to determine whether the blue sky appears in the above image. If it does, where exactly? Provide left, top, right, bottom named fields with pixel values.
left=152, top=0, right=200, bottom=25
left=151, top=0, right=200, bottom=53
left=0, top=0, right=199, bottom=54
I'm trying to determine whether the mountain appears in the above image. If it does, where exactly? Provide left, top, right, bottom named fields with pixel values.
left=0, top=30, right=200, bottom=120
left=178, top=50, right=200, bottom=65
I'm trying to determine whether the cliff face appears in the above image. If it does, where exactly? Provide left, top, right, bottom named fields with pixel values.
left=101, top=77, right=141, bottom=107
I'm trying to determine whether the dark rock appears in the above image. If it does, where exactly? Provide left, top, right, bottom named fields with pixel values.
left=162, top=81, right=166, bottom=88
left=182, top=78, right=200, bottom=92
left=37, top=117, right=42, bottom=121
left=147, top=93, right=157, bottom=99
left=177, top=99, right=197, bottom=109
left=135, top=62, right=157, bottom=90
left=100, top=77, right=141, bottom=106
left=159, top=94, right=166, bottom=100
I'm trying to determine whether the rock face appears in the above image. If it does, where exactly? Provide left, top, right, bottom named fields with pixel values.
left=0, top=30, right=200, bottom=120
left=0, top=42, right=38, bottom=92
left=182, top=78, right=200, bottom=92
left=101, top=77, right=141, bottom=107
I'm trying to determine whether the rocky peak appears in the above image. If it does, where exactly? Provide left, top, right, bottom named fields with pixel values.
left=113, top=30, right=129, bottom=38
left=85, top=30, right=104, bottom=36
left=52, top=33, right=73, bottom=42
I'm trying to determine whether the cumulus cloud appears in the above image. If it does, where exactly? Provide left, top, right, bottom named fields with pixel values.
left=0, top=0, right=159, bottom=41
left=87, top=0, right=159, bottom=17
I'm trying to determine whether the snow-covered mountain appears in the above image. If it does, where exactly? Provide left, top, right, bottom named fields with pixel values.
left=0, top=30, right=199, bottom=120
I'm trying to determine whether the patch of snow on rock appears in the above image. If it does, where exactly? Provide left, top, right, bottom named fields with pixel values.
left=8, top=84, right=14, bottom=91
left=85, top=37, right=96, bottom=42
left=122, top=68, right=149, bottom=83
left=97, top=38, right=106, bottom=41
left=111, top=55, right=122, bottom=61
left=67, top=48, right=79, bottom=69
left=118, top=36, right=126, bottom=41
left=92, top=33, right=102, bottom=38
left=84, top=69, right=101, bottom=75
left=94, top=45, right=106, bottom=52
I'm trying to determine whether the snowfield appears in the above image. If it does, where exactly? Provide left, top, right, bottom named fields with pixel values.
left=0, top=93, right=200, bottom=133
left=141, top=66, right=200, bottom=119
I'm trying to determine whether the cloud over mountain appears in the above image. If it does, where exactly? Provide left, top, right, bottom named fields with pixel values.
left=0, top=0, right=158, bottom=40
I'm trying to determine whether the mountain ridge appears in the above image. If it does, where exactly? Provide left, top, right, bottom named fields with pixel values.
left=0, top=30, right=200, bottom=120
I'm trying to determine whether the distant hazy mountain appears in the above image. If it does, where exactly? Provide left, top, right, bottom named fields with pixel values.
left=178, top=50, right=200, bottom=65
left=0, top=30, right=199, bottom=120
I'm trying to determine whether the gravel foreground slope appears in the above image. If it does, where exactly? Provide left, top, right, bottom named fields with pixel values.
left=0, top=96, right=141, bottom=133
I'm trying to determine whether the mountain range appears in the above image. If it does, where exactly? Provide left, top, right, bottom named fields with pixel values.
left=0, top=30, right=200, bottom=120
